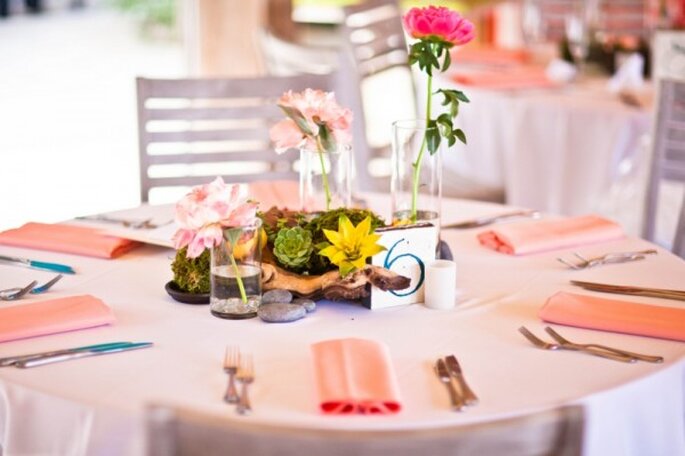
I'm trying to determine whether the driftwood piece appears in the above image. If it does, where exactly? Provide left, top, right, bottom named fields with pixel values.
left=261, top=263, right=411, bottom=301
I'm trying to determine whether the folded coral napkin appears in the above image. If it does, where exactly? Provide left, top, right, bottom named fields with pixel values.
left=247, top=180, right=300, bottom=211
left=451, top=68, right=557, bottom=90
left=539, top=292, right=685, bottom=342
left=0, top=222, right=139, bottom=258
left=477, top=215, right=624, bottom=255
left=311, top=338, right=402, bottom=414
left=0, top=295, right=115, bottom=343
left=451, top=46, right=530, bottom=66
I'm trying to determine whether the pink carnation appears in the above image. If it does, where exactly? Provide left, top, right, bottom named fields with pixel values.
left=403, top=6, right=475, bottom=46
left=269, top=88, right=353, bottom=153
left=172, top=177, right=258, bottom=258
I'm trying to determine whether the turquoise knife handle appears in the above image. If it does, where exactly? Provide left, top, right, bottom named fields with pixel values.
left=29, top=261, right=75, bottom=274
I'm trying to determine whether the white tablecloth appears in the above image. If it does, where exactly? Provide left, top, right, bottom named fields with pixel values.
left=0, top=194, right=684, bottom=456
left=437, top=76, right=653, bottom=221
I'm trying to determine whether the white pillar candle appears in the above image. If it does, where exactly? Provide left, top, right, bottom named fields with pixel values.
left=424, top=260, right=457, bottom=310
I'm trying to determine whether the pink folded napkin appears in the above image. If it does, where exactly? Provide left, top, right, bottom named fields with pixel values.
left=247, top=180, right=300, bottom=210
left=451, top=68, right=557, bottom=90
left=0, top=295, right=115, bottom=343
left=477, top=215, right=624, bottom=255
left=539, top=292, right=685, bottom=342
left=0, top=222, right=139, bottom=258
left=311, top=338, right=402, bottom=414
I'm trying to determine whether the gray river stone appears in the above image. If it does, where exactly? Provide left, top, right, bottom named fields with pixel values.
left=258, top=303, right=306, bottom=323
left=292, top=298, right=316, bottom=313
left=261, top=289, right=293, bottom=305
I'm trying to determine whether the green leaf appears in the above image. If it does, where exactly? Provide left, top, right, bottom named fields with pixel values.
left=455, top=128, right=467, bottom=145
left=317, top=124, right=337, bottom=153
left=442, top=48, right=451, bottom=72
left=278, top=105, right=313, bottom=136
left=448, top=135, right=456, bottom=147
left=453, top=91, right=470, bottom=103
left=426, top=121, right=441, bottom=155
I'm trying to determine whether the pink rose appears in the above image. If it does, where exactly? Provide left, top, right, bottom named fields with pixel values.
left=403, top=6, right=475, bottom=46
left=172, top=177, right=258, bottom=258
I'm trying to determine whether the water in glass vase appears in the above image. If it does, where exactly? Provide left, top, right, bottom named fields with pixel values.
left=210, top=264, right=262, bottom=319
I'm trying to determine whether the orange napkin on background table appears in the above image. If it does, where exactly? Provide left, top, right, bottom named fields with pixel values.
left=311, top=338, right=402, bottom=414
left=0, top=295, right=115, bottom=343
left=247, top=180, right=300, bottom=210
left=539, top=292, right=685, bottom=342
left=451, top=46, right=530, bottom=66
left=0, top=222, right=139, bottom=259
left=451, top=68, right=558, bottom=90
left=477, top=215, right=624, bottom=255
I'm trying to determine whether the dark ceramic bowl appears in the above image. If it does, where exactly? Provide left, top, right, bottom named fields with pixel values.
left=165, top=281, right=210, bottom=305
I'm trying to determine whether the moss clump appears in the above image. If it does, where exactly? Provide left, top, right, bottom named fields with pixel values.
left=171, top=247, right=210, bottom=293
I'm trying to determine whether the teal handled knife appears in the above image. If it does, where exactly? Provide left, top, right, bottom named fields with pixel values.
left=15, top=342, right=154, bottom=368
left=0, top=342, right=133, bottom=367
left=0, top=255, right=75, bottom=274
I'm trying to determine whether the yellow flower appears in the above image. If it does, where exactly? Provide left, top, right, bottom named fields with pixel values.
left=319, top=215, right=386, bottom=277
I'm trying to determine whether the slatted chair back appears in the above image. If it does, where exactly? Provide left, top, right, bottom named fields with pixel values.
left=146, top=404, right=585, bottom=456
left=136, top=74, right=335, bottom=203
left=643, top=79, right=685, bottom=258
left=338, top=0, right=416, bottom=192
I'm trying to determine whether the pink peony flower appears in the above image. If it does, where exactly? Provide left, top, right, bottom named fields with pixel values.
left=269, top=88, right=353, bottom=153
left=403, top=6, right=475, bottom=46
left=172, top=177, right=258, bottom=258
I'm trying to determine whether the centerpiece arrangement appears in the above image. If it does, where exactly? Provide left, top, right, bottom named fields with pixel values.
left=392, top=5, right=475, bottom=226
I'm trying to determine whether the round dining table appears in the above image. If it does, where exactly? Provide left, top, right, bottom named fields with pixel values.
left=0, top=193, right=683, bottom=456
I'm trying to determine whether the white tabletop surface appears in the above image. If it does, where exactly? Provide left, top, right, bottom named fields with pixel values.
left=0, top=194, right=684, bottom=456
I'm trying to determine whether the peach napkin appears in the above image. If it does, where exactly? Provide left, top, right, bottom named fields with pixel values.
left=451, top=68, right=557, bottom=90
left=0, top=295, right=115, bottom=343
left=452, top=46, right=530, bottom=66
left=0, top=222, right=139, bottom=258
left=539, top=292, right=685, bottom=342
left=311, top=338, right=402, bottom=414
left=477, top=215, right=624, bottom=255
left=247, top=180, right=300, bottom=210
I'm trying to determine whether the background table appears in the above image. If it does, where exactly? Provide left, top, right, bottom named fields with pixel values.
left=0, top=194, right=683, bottom=456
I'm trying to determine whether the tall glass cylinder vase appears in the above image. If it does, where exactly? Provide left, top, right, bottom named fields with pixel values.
left=210, top=219, right=263, bottom=319
left=300, top=143, right=352, bottom=212
left=391, top=119, right=443, bottom=229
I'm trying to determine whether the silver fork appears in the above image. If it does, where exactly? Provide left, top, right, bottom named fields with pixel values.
left=557, top=249, right=657, bottom=270
left=223, top=346, right=240, bottom=404
left=544, top=327, right=663, bottom=363
left=0, top=275, right=63, bottom=300
left=0, top=281, right=38, bottom=301
left=518, top=326, right=636, bottom=363
left=236, top=354, right=254, bottom=415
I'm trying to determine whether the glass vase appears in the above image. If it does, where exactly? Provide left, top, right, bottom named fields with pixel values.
left=299, top=143, right=352, bottom=212
left=210, top=219, right=263, bottom=319
left=391, top=119, right=443, bottom=229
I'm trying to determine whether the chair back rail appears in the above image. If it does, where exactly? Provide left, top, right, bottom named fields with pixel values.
left=136, top=74, right=335, bottom=203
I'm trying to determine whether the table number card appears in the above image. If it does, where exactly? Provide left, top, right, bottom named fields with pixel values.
left=364, top=223, right=438, bottom=310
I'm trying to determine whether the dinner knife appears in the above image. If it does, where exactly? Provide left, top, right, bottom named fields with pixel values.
left=15, top=342, right=153, bottom=368
left=0, top=255, right=75, bottom=274
left=570, top=280, right=685, bottom=302
left=442, top=210, right=540, bottom=229
left=0, top=342, right=133, bottom=367
left=435, top=358, right=466, bottom=411
left=445, top=355, right=479, bottom=406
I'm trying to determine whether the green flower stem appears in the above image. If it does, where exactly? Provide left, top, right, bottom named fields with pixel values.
left=411, top=69, right=433, bottom=221
left=229, top=252, right=247, bottom=304
left=316, top=139, right=332, bottom=211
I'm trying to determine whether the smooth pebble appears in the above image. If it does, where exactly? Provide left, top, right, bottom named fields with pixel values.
left=292, top=298, right=316, bottom=313
left=258, top=303, right=306, bottom=323
left=262, top=289, right=293, bottom=304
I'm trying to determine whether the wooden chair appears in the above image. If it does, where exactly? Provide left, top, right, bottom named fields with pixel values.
left=339, top=0, right=504, bottom=201
left=136, top=74, right=336, bottom=204
left=146, top=404, right=584, bottom=456
left=642, top=79, right=685, bottom=258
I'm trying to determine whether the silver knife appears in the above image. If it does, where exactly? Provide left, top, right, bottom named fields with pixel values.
left=0, top=341, right=133, bottom=367
left=445, top=355, right=479, bottom=406
left=15, top=342, right=153, bottom=368
left=570, top=280, right=685, bottom=302
left=442, top=210, right=540, bottom=229
left=435, top=358, right=466, bottom=411
left=0, top=255, right=75, bottom=274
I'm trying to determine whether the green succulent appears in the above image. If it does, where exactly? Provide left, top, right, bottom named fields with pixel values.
left=171, top=247, right=210, bottom=293
left=273, top=226, right=314, bottom=271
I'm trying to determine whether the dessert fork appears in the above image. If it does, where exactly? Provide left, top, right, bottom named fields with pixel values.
left=0, top=281, right=38, bottom=301
left=557, top=249, right=657, bottom=270
left=544, top=327, right=663, bottom=363
left=518, top=326, right=636, bottom=363
left=236, top=354, right=254, bottom=415
left=223, top=346, right=240, bottom=404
